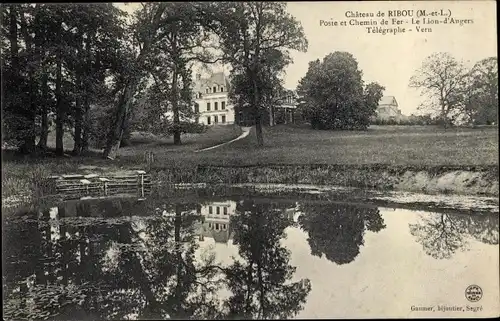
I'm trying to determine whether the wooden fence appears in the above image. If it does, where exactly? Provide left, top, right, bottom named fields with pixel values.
left=48, top=170, right=152, bottom=200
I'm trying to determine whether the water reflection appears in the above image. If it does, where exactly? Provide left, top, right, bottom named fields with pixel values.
left=3, top=198, right=310, bottom=320
left=2, top=196, right=498, bottom=320
left=409, top=212, right=499, bottom=259
left=223, top=200, right=311, bottom=319
left=297, top=203, right=386, bottom=265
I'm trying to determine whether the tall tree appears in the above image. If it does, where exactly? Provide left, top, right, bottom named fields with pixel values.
left=143, top=2, right=219, bottom=145
left=458, top=57, right=498, bottom=125
left=1, top=5, right=34, bottom=153
left=102, top=3, right=168, bottom=159
left=363, top=82, right=385, bottom=120
left=297, top=52, right=377, bottom=130
left=229, top=48, right=289, bottom=127
left=210, top=2, right=307, bottom=146
left=409, top=52, right=468, bottom=128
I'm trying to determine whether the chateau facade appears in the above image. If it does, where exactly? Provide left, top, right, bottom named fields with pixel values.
left=193, top=72, right=235, bottom=125
left=374, top=96, right=407, bottom=122
left=192, top=72, right=298, bottom=126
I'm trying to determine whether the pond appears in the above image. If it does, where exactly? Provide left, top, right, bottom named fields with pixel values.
left=3, top=188, right=499, bottom=320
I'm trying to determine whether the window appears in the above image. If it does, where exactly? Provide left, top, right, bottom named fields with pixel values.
left=213, top=86, right=216, bottom=93
left=198, top=92, right=202, bottom=98
left=209, top=206, right=213, bottom=214
left=221, top=101, right=226, bottom=110
left=215, top=223, right=219, bottom=230
left=194, top=103, right=199, bottom=113
left=216, top=206, right=220, bottom=215
left=222, top=115, right=226, bottom=123
left=208, top=223, right=212, bottom=228
left=206, top=88, right=209, bottom=94
left=214, top=116, right=218, bottom=123
left=214, top=102, right=218, bottom=110
left=223, top=207, right=228, bottom=215
left=207, top=102, right=211, bottom=111
left=207, top=116, right=211, bottom=125
left=220, top=86, right=224, bottom=92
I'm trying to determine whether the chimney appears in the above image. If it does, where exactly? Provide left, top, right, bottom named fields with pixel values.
left=196, top=73, right=201, bottom=80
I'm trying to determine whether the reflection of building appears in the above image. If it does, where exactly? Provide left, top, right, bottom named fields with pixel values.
left=285, top=202, right=302, bottom=223
left=374, top=96, right=407, bottom=122
left=198, top=201, right=237, bottom=243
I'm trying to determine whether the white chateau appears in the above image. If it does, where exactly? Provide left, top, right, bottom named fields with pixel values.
left=374, top=96, right=407, bottom=122
left=193, top=72, right=235, bottom=125
left=192, top=71, right=299, bottom=126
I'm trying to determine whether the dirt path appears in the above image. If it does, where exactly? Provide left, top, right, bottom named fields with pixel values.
left=195, top=126, right=252, bottom=152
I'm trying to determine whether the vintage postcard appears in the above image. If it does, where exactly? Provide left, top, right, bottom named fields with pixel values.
left=2, top=1, right=498, bottom=320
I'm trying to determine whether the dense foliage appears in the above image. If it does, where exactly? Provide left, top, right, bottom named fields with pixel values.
left=2, top=2, right=309, bottom=155
left=297, top=52, right=385, bottom=130
left=2, top=4, right=128, bottom=155
left=210, top=2, right=308, bottom=146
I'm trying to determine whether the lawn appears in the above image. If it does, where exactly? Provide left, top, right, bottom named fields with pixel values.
left=1, top=125, right=242, bottom=199
left=170, top=124, right=499, bottom=166
left=2, top=124, right=498, bottom=200
left=42, top=124, right=243, bottom=155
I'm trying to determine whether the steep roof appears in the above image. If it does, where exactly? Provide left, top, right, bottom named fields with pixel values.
left=193, top=72, right=231, bottom=93
left=379, top=96, right=398, bottom=106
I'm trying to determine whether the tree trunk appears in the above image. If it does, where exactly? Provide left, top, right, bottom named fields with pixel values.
left=82, top=101, right=91, bottom=153
left=55, top=22, right=64, bottom=156
left=171, top=30, right=182, bottom=146
left=72, top=38, right=84, bottom=155
left=252, top=75, right=264, bottom=147
left=55, top=47, right=64, bottom=156
left=19, top=8, right=36, bottom=154
left=72, top=91, right=82, bottom=155
left=172, top=69, right=181, bottom=145
left=8, top=5, right=24, bottom=153
left=38, top=73, right=49, bottom=150
left=82, top=33, right=93, bottom=153
left=103, top=77, right=139, bottom=159
left=8, top=6, right=19, bottom=69
left=442, top=107, right=448, bottom=129
left=269, top=105, right=274, bottom=127
left=103, top=4, right=167, bottom=159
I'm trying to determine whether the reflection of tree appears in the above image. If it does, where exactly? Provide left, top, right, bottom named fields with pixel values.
left=2, top=199, right=218, bottom=320
left=220, top=200, right=311, bottom=319
left=410, top=212, right=499, bottom=259
left=3, top=198, right=313, bottom=320
left=298, top=203, right=386, bottom=265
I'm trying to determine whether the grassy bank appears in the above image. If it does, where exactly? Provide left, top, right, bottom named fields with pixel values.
left=151, top=163, right=499, bottom=196
left=2, top=125, right=241, bottom=201
left=2, top=125, right=498, bottom=202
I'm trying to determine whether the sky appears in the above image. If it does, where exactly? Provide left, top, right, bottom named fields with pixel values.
left=117, top=1, right=497, bottom=116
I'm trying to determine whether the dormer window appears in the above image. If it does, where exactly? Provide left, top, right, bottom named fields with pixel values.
left=198, top=92, right=202, bottom=98
left=220, top=86, right=224, bottom=92
left=213, top=86, right=217, bottom=93
left=206, top=88, right=209, bottom=94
